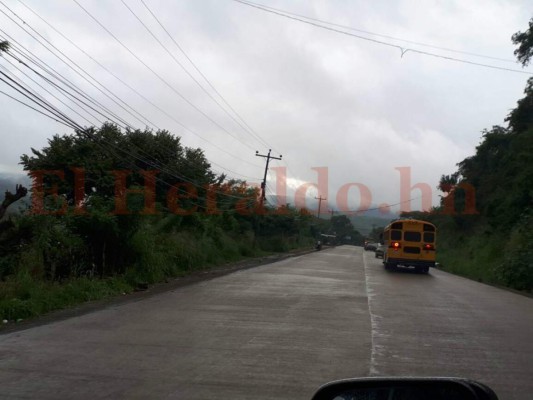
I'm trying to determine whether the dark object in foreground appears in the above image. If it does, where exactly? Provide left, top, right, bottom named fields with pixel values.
left=0, top=184, right=27, bottom=221
left=311, top=377, right=498, bottom=400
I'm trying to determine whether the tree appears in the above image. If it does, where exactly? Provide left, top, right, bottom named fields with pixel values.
left=506, top=78, right=533, bottom=133
left=512, top=18, right=533, bottom=67
left=19, top=123, right=216, bottom=211
left=330, top=214, right=364, bottom=244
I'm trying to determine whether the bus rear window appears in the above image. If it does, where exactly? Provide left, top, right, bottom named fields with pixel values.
left=423, top=224, right=435, bottom=232
left=404, top=231, right=421, bottom=242
left=391, top=230, right=401, bottom=240
left=424, top=232, right=435, bottom=242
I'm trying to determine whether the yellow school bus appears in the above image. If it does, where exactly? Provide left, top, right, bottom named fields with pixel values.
left=381, top=219, right=436, bottom=274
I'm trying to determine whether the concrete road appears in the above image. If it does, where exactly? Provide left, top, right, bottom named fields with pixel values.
left=0, top=246, right=532, bottom=399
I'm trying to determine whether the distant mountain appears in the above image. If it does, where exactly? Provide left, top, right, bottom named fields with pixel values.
left=348, top=215, right=392, bottom=236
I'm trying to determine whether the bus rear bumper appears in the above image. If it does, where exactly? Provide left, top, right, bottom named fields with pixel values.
left=385, top=258, right=435, bottom=268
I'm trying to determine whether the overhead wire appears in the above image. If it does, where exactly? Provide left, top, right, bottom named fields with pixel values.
left=138, top=0, right=277, bottom=153
left=1, top=2, right=270, bottom=188
left=4, top=6, right=262, bottom=170
left=1, top=38, right=262, bottom=183
left=72, top=0, right=261, bottom=152
left=120, top=0, right=269, bottom=151
left=1, top=31, right=262, bottom=182
left=0, top=29, right=130, bottom=130
left=11, top=0, right=274, bottom=180
left=0, top=70, right=81, bottom=129
left=0, top=88, right=77, bottom=128
left=1, top=41, right=129, bottom=129
left=235, top=0, right=522, bottom=65
left=0, top=49, right=257, bottom=200
left=0, top=2, right=145, bottom=129
left=232, top=0, right=533, bottom=76
left=0, top=60, right=100, bottom=126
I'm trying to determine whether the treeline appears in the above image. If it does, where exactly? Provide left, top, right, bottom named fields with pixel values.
left=402, top=21, right=533, bottom=292
left=0, top=124, right=363, bottom=320
left=403, top=91, right=532, bottom=291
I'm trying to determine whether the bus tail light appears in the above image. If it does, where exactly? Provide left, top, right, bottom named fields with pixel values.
left=424, top=244, right=435, bottom=250
left=391, top=242, right=401, bottom=250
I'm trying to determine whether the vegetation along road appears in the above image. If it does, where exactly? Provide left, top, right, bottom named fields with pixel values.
left=0, top=246, right=531, bottom=399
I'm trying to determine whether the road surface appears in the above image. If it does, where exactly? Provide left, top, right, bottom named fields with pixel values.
left=0, top=246, right=531, bottom=399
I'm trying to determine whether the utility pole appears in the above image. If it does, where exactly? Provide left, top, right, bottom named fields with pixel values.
left=256, top=149, right=282, bottom=206
left=315, top=195, right=326, bottom=218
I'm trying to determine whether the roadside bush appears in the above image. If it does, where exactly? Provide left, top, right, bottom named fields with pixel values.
left=493, top=210, right=533, bottom=292
left=495, top=248, right=533, bottom=292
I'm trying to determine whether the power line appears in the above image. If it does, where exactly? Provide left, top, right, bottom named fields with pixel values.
left=0, top=88, right=76, bottom=128
left=2, top=4, right=266, bottom=183
left=1, top=43, right=128, bottom=129
left=1, top=49, right=260, bottom=193
left=6, top=4, right=263, bottom=171
left=0, top=60, right=100, bottom=126
left=138, top=0, right=277, bottom=152
left=232, top=0, right=533, bottom=76
left=236, top=0, right=522, bottom=65
left=2, top=42, right=262, bottom=186
left=72, top=0, right=259, bottom=152
left=121, top=0, right=269, bottom=151
left=2, top=37, right=263, bottom=182
left=0, top=70, right=81, bottom=129
left=18, top=0, right=161, bottom=129
left=0, top=2, right=144, bottom=129
left=0, top=30, right=129, bottom=130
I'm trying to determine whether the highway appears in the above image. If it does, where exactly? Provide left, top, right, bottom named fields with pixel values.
left=0, top=246, right=532, bottom=399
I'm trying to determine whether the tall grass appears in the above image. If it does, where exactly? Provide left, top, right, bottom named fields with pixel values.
left=0, top=220, right=311, bottom=321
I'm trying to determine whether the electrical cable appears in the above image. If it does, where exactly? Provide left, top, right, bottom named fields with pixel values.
left=0, top=4, right=140, bottom=129
left=6, top=2, right=269, bottom=173
left=0, top=58, right=102, bottom=126
left=235, top=0, right=522, bottom=64
left=0, top=71, right=81, bottom=129
left=13, top=1, right=263, bottom=170
left=73, top=0, right=259, bottom=151
left=0, top=88, right=76, bottom=128
left=0, top=30, right=129, bottom=130
left=139, top=0, right=279, bottom=153
left=121, top=0, right=270, bottom=150
left=232, top=0, right=533, bottom=76
left=2, top=38, right=263, bottom=181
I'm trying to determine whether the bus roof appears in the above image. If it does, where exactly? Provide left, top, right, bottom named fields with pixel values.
left=384, top=218, right=436, bottom=230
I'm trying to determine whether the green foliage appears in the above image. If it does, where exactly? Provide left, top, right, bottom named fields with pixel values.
left=429, top=35, right=533, bottom=291
left=430, top=17, right=533, bottom=292
left=0, top=272, right=132, bottom=321
left=512, top=17, right=533, bottom=67
left=493, top=210, right=533, bottom=292
left=0, top=41, right=8, bottom=53
left=0, top=123, right=326, bottom=321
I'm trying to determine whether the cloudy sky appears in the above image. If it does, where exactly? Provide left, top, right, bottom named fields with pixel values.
left=1, top=0, right=532, bottom=215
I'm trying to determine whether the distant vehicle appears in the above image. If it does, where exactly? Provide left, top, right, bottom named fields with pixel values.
left=375, top=244, right=385, bottom=258
left=364, top=242, right=378, bottom=251
left=381, top=219, right=436, bottom=274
